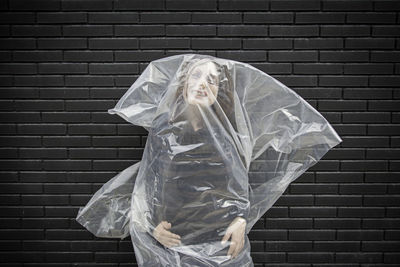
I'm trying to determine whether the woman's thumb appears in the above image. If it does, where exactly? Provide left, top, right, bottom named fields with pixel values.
left=162, top=221, right=171, bottom=229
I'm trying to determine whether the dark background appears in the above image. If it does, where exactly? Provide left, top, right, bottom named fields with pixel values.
left=1, top=0, right=400, bottom=266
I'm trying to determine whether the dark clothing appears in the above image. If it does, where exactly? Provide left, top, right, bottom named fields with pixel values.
left=147, top=113, right=249, bottom=247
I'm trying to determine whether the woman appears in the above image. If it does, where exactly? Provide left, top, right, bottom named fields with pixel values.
left=145, top=58, right=251, bottom=264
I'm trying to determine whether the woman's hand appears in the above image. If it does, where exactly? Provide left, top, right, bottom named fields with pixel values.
left=220, top=216, right=246, bottom=259
left=152, top=221, right=181, bottom=248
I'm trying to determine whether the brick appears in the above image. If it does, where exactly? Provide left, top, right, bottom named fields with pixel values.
left=294, top=38, right=343, bottom=49
left=94, top=252, right=135, bottom=262
left=44, top=183, right=91, bottom=194
left=19, top=148, right=67, bottom=158
left=339, top=184, right=386, bottom=194
left=271, top=0, right=320, bottom=11
left=275, top=196, right=313, bottom=206
left=37, top=12, right=87, bottom=24
left=88, top=38, right=139, bottom=49
left=289, top=229, right=336, bottom=241
left=116, top=25, right=164, bottom=37
left=290, top=183, right=339, bottom=194
left=362, top=241, right=400, bottom=252
left=191, top=38, right=241, bottom=49
left=140, top=38, right=190, bottom=49
left=265, top=240, right=312, bottom=251
left=9, top=0, right=61, bottom=11
left=314, top=241, right=360, bottom=251
left=38, top=63, right=87, bottom=74
left=290, top=207, right=337, bottom=218
left=319, top=51, right=369, bottom=63
left=342, top=112, right=390, bottom=123
left=21, top=218, right=70, bottom=229
left=166, top=25, right=215, bottom=36
left=270, top=25, right=319, bottom=37
left=243, top=38, right=292, bottom=49
left=372, top=26, right=400, bottom=37
left=12, top=25, right=61, bottom=37
left=315, top=195, right=362, bottom=206
left=296, top=12, right=345, bottom=23
left=336, top=252, right=381, bottom=262
left=322, top=1, right=373, bottom=11
left=69, top=148, right=117, bottom=158
left=216, top=51, right=267, bottom=62
left=343, top=88, right=392, bottom=99
left=37, top=38, right=87, bottom=49
left=346, top=38, right=396, bottom=49
left=269, top=51, right=318, bottom=62
left=165, top=0, right=216, bottom=11
left=219, top=0, right=269, bottom=11
left=0, top=207, right=44, bottom=217
left=314, top=218, right=361, bottom=229
left=89, top=12, right=139, bottom=23
left=371, top=51, right=400, bottom=62
left=251, top=229, right=287, bottom=241
left=385, top=252, right=400, bottom=264
left=288, top=252, right=334, bottom=263
left=0, top=183, right=42, bottom=194
left=42, top=112, right=91, bottom=123
left=114, top=0, right=164, bottom=10
left=22, top=240, right=70, bottom=251
left=61, top=0, right=112, bottom=11
left=0, top=12, right=36, bottom=24
left=363, top=219, right=400, bottom=229
left=347, top=13, right=396, bottom=24
left=71, top=240, right=118, bottom=251
left=88, top=63, right=139, bottom=74
left=193, top=12, right=241, bottom=23
left=344, top=63, right=393, bottom=74
left=265, top=218, right=313, bottom=229
left=339, top=207, right=385, bottom=218
left=140, top=11, right=190, bottom=24
left=364, top=196, right=400, bottom=206
left=218, top=25, right=268, bottom=37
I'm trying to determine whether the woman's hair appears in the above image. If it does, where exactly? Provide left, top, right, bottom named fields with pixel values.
left=172, top=58, right=237, bottom=131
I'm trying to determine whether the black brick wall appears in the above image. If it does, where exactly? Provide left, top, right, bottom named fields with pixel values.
left=1, top=0, right=399, bottom=266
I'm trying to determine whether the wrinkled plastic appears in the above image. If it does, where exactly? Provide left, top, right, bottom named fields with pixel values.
left=76, top=53, right=342, bottom=266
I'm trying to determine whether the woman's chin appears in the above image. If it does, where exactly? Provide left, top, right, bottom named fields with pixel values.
left=187, top=97, right=212, bottom=107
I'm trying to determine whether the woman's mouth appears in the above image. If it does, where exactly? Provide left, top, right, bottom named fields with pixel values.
left=195, top=90, right=208, bottom=97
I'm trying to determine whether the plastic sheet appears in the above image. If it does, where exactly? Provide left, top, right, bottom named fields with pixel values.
left=76, top=53, right=342, bottom=266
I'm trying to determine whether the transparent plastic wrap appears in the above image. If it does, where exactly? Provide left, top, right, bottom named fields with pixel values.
left=76, top=53, right=342, bottom=266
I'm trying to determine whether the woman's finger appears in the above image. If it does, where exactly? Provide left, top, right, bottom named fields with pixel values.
left=166, top=237, right=181, bottom=246
left=166, top=231, right=181, bottom=240
left=227, top=240, right=236, bottom=257
left=165, top=241, right=177, bottom=248
left=221, top=229, right=232, bottom=244
left=232, top=238, right=243, bottom=258
left=162, top=229, right=181, bottom=240
left=162, top=221, right=171, bottom=229
left=231, top=237, right=239, bottom=258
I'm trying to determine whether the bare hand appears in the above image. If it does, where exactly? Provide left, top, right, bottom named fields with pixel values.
left=152, top=221, right=181, bottom=248
left=220, top=217, right=246, bottom=259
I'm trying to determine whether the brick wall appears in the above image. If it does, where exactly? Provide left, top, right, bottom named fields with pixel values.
left=1, top=0, right=399, bottom=266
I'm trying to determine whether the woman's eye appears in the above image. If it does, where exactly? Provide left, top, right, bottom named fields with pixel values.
left=207, top=78, right=215, bottom=84
left=192, top=71, right=202, bottom=79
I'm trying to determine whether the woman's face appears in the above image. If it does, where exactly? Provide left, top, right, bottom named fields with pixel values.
left=185, top=61, right=220, bottom=107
